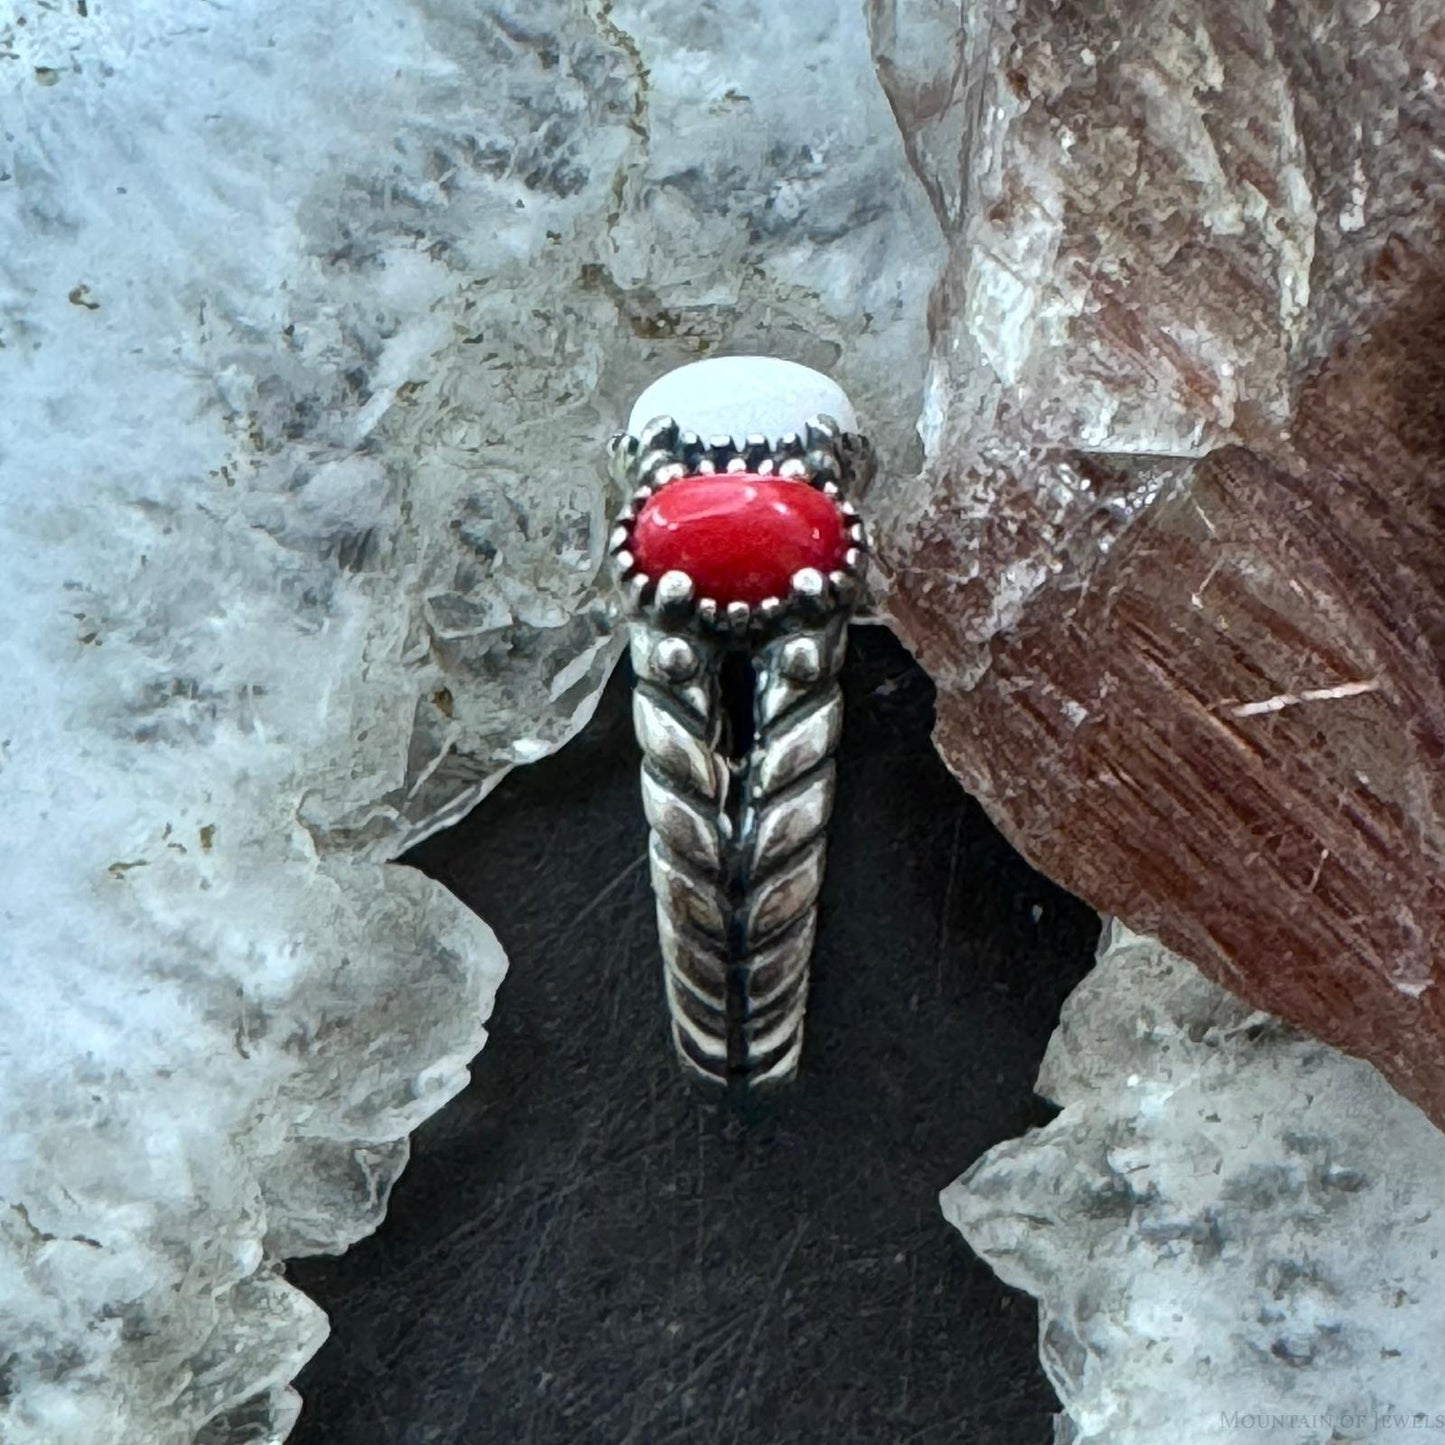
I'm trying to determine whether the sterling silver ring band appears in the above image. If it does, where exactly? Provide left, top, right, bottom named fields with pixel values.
left=606, top=413, right=874, bottom=1087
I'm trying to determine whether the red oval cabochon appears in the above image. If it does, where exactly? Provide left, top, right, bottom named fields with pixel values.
left=630, top=475, right=848, bottom=607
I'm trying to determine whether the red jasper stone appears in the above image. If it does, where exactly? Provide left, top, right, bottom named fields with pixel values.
left=630, top=475, right=848, bottom=607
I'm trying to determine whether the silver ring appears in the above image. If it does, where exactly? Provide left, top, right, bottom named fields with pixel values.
left=606, top=412, right=875, bottom=1088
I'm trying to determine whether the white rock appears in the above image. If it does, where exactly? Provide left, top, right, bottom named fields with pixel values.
left=0, top=1, right=941, bottom=1441
left=943, top=924, right=1445, bottom=1444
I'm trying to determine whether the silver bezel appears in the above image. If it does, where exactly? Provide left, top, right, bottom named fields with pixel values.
left=605, top=413, right=874, bottom=634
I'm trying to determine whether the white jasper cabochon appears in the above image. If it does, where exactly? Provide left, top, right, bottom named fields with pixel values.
left=626, top=356, right=858, bottom=441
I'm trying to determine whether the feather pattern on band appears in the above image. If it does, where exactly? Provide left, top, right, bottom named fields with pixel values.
left=630, top=618, right=848, bottom=1085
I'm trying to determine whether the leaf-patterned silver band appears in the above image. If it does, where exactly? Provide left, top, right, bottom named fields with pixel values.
left=606, top=415, right=874, bottom=1087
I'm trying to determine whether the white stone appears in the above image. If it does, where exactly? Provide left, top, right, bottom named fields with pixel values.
left=943, top=923, right=1445, bottom=1444
left=0, top=1, right=941, bottom=1441
left=627, top=357, right=858, bottom=439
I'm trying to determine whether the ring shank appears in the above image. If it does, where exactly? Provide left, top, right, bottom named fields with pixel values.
left=631, top=616, right=849, bottom=1086
left=609, top=363, right=871, bottom=1086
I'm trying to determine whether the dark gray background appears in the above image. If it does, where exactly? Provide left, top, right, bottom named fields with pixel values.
left=287, top=627, right=1099, bottom=1444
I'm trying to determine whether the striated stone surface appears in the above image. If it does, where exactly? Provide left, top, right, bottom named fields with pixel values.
left=872, top=0, right=1445, bottom=1124
left=944, top=923, right=1445, bottom=1444
left=1, top=1, right=940, bottom=1442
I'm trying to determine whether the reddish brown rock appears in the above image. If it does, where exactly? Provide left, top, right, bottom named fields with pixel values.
left=869, top=0, right=1445, bottom=1123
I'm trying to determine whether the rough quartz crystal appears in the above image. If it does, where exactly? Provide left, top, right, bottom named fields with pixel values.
left=944, top=923, right=1445, bottom=1444
left=871, top=0, right=1445, bottom=1126
left=0, top=2, right=940, bottom=1442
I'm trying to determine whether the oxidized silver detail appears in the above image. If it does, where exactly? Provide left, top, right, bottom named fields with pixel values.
left=655, top=569, right=696, bottom=613
left=654, top=635, right=699, bottom=682
left=780, top=636, right=822, bottom=683
left=607, top=411, right=874, bottom=1089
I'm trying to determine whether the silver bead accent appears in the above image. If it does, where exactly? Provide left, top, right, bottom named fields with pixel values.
left=790, top=567, right=829, bottom=618
left=654, top=635, right=699, bottom=681
left=655, top=569, right=696, bottom=613
left=790, top=567, right=826, bottom=599
left=626, top=573, right=652, bottom=610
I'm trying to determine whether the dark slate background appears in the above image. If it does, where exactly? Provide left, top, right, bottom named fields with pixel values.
left=287, top=626, right=1099, bottom=1445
